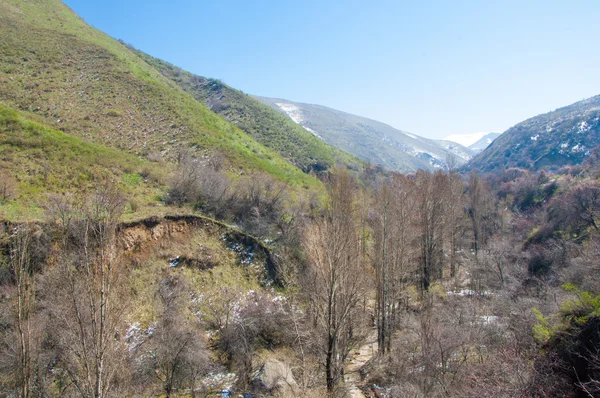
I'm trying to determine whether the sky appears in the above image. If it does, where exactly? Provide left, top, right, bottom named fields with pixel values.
left=63, top=0, right=600, bottom=141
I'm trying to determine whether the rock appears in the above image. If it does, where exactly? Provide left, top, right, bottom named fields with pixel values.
left=252, top=359, right=297, bottom=394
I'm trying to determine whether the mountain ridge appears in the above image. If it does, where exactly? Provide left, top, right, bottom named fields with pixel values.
left=254, top=95, right=474, bottom=172
left=467, top=94, right=600, bottom=173
left=126, top=46, right=359, bottom=173
left=0, top=0, right=322, bottom=191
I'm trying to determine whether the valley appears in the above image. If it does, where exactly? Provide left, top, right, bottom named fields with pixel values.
left=0, top=1, right=599, bottom=397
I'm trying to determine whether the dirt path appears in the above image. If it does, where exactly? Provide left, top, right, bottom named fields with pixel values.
left=344, top=330, right=378, bottom=397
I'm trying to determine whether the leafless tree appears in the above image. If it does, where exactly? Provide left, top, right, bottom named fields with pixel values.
left=303, top=169, right=367, bottom=393
left=446, top=172, right=467, bottom=278
left=140, top=275, right=209, bottom=397
left=2, top=225, right=38, bottom=398
left=372, top=174, right=417, bottom=354
left=467, top=172, right=495, bottom=256
left=45, top=185, right=129, bottom=398
left=0, top=168, right=16, bottom=203
left=167, top=149, right=202, bottom=206
left=415, top=171, right=448, bottom=293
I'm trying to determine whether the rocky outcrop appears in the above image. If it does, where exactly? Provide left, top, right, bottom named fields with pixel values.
left=117, top=215, right=281, bottom=285
left=252, top=359, right=297, bottom=395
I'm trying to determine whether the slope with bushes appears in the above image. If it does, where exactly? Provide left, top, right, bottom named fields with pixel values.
left=129, top=47, right=358, bottom=173
left=468, top=95, right=600, bottom=173
left=0, top=0, right=320, bottom=189
left=0, top=104, right=166, bottom=221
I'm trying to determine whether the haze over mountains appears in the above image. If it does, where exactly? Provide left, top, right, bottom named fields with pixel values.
left=445, top=132, right=501, bottom=151
left=467, top=133, right=502, bottom=153
left=255, top=96, right=477, bottom=172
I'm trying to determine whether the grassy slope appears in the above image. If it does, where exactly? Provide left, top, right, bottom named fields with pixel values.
left=129, top=47, right=359, bottom=173
left=0, top=104, right=166, bottom=221
left=0, top=0, right=320, bottom=189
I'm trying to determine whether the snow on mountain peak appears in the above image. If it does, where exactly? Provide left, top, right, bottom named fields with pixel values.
left=444, top=132, right=494, bottom=147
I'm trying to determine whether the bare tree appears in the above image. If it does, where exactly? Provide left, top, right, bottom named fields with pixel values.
left=45, top=185, right=129, bottom=397
left=415, top=171, right=448, bottom=293
left=303, top=169, right=367, bottom=393
left=5, top=225, right=38, bottom=398
left=167, top=149, right=202, bottom=206
left=372, top=174, right=417, bottom=354
left=446, top=172, right=467, bottom=278
left=140, top=275, right=209, bottom=397
left=467, top=172, right=495, bottom=255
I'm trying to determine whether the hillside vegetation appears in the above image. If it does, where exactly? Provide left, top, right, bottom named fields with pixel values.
left=1, top=1, right=600, bottom=397
left=468, top=95, right=600, bottom=173
left=0, top=0, right=321, bottom=189
left=0, top=104, right=166, bottom=221
left=129, top=47, right=358, bottom=173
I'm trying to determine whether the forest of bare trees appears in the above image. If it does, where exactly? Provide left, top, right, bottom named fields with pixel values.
left=1, top=153, right=600, bottom=397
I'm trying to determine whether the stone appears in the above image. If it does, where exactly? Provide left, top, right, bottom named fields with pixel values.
left=252, top=359, right=297, bottom=394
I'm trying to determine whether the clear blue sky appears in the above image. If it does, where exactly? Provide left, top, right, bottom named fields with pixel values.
left=63, top=0, right=600, bottom=139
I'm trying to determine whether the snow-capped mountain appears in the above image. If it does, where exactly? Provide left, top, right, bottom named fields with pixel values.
left=467, top=95, right=600, bottom=173
left=467, top=133, right=501, bottom=153
left=254, top=96, right=474, bottom=172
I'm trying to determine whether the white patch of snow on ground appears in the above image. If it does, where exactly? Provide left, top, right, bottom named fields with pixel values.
left=438, top=142, right=473, bottom=161
left=578, top=120, right=591, bottom=133
left=530, top=134, right=539, bottom=141
left=404, top=132, right=418, bottom=139
left=200, top=372, right=237, bottom=393
left=275, top=102, right=303, bottom=124
left=275, top=102, right=323, bottom=139
left=125, top=322, right=156, bottom=352
left=447, top=289, right=490, bottom=297
left=561, top=142, right=569, bottom=148
left=479, top=315, right=498, bottom=325
left=303, top=126, right=323, bottom=139
left=572, top=144, right=586, bottom=153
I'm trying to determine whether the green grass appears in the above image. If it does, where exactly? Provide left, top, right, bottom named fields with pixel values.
left=0, top=104, right=166, bottom=221
left=0, top=0, right=321, bottom=191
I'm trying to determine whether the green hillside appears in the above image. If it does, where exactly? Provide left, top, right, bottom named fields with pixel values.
left=129, top=47, right=358, bottom=173
left=0, top=104, right=166, bottom=221
left=0, top=0, right=320, bottom=190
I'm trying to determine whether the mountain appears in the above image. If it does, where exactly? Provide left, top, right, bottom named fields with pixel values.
left=437, top=140, right=476, bottom=164
left=445, top=132, right=494, bottom=147
left=254, top=96, right=474, bottom=172
left=467, top=95, right=600, bottom=173
left=467, top=133, right=501, bottom=153
left=127, top=47, right=358, bottom=173
left=0, top=0, right=323, bottom=217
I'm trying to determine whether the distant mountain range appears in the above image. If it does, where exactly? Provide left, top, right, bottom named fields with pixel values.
left=467, top=95, right=600, bottom=173
left=467, top=133, right=502, bottom=153
left=254, top=96, right=474, bottom=172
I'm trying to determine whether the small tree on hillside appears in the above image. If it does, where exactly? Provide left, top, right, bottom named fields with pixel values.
left=45, top=185, right=129, bottom=398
